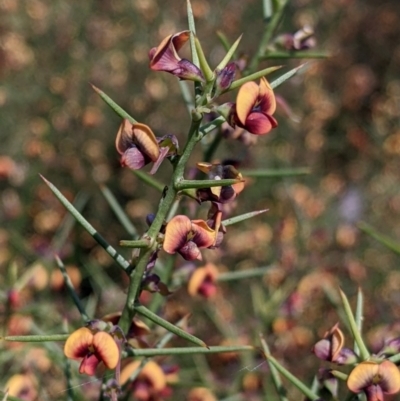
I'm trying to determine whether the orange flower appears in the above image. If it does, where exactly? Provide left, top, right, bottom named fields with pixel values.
left=116, top=119, right=178, bottom=175
left=196, top=162, right=244, bottom=204
left=149, top=31, right=204, bottom=82
left=163, top=215, right=216, bottom=261
left=5, top=374, right=37, bottom=400
left=187, top=387, right=217, bottom=401
left=120, top=360, right=171, bottom=401
left=64, top=327, right=120, bottom=376
left=347, top=360, right=400, bottom=401
left=227, top=77, right=277, bottom=135
left=188, top=263, right=219, bottom=298
left=312, top=323, right=357, bottom=364
left=102, top=312, right=151, bottom=348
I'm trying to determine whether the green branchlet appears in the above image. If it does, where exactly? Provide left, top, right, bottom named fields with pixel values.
left=215, top=34, right=243, bottom=72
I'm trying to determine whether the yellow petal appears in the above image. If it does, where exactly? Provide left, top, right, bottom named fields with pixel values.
left=92, top=331, right=119, bottom=369
left=141, top=360, right=167, bottom=392
left=236, top=81, right=259, bottom=125
left=120, top=360, right=166, bottom=391
left=328, top=323, right=344, bottom=361
left=163, top=215, right=192, bottom=254
left=196, top=162, right=213, bottom=174
left=115, top=119, right=134, bottom=155
left=347, top=361, right=379, bottom=393
left=120, top=360, right=141, bottom=385
left=378, top=360, right=400, bottom=394
left=132, top=123, right=159, bottom=162
left=64, top=327, right=94, bottom=359
left=187, top=387, right=217, bottom=401
left=188, top=263, right=219, bottom=297
left=5, top=374, right=37, bottom=398
left=191, top=220, right=216, bottom=248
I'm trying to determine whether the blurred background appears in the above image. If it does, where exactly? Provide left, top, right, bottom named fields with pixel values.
left=1, top=0, right=400, bottom=399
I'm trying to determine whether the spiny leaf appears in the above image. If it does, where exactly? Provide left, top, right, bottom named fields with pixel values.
left=90, top=84, right=137, bottom=123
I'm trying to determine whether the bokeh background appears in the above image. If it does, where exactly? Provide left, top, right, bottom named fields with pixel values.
left=1, top=0, right=400, bottom=399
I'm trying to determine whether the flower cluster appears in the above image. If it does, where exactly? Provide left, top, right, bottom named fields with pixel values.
left=220, top=77, right=278, bottom=136
left=64, top=322, right=121, bottom=376
left=313, top=323, right=400, bottom=400
left=64, top=23, right=282, bottom=399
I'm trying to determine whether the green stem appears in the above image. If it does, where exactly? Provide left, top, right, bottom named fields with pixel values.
left=242, top=167, right=311, bottom=177
left=229, top=66, right=282, bottom=91
left=2, top=334, right=70, bottom=342
left=119, top=239, right=151, bottom=248
left=330, top=370, right=349, bottom=381
left=246, top=0, right=288, bottom=73
left=217, top=266, right=274, bottom=281
left=222, top=209, right=268, bottom=226
left=91, top=84, right=137, bottom=123
left=260, top=335, right=289, bottom=401
left=204, top=132, right=223, bottom=162
left=125, top=345, right=254, bottom=357
left=55, top=256, right=90, bottom=323
left=339, top=289, right=370, bottom=360
left=261, top=51, right=329, bottom=59
left=118, top=118, right=203, bottom=335
left=135, top=304, right=207, bottom=347
left=40, top=175, right=132, bottom=272
left=358, top=221, right=400, bottom=255
left=199, top=116, right=225, bottom=137
left=264, top=353, right=320, bottom=400
left=176, top=178, right=243, bottom=190
left=100, top=185, right=138, bottom=238
left=132, top=170, right=165, bottom=192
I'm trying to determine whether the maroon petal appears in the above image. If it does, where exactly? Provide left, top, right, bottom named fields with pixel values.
left=364, top=385, right=384, bottom=401
left=173, top=59, right=204, bottom=81
left=149, top=34, right=179, bottom=71
left=179, top=241, right=202, bottom=261
left=258, top=77, right=276, bottom=115
left=245, top=112, right=276, bottom=135
left=312, top=338, right=331, bottom=361
left=121, top=147, right=148, bottom=170
left=216, top=62, right=236, bottom=92
left=79, top=354, right=101, bottom=376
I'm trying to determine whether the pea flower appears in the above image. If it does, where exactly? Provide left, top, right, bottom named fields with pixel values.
left=163, top=215, right=216, bottom=261
left=116, top=119, right=178, bottom=175
left=347, top=360, right=400, bottom=401
left=221, top=77, right=278, bottom=135
left=5, top=374, right=37, bottom=400
left=214, top=62, right=236, bottom=96
left=312, top=323, right=357, bottom=364
left=102, top=312, right=151, bottom=347
left=120, top=360, right=176, bottom=401
left=196, top=162, right=244, bottom=204
left=187, top=387, right=217, bottom=401
left=188, top=263, right=219, bottom=298
left=274, top=25, right=316, bottom=51
left=149, top=31, right=204, bottom=82
left=64, top=326, right=120, bottom=376
left=206, top=202, right=226, bottom=248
